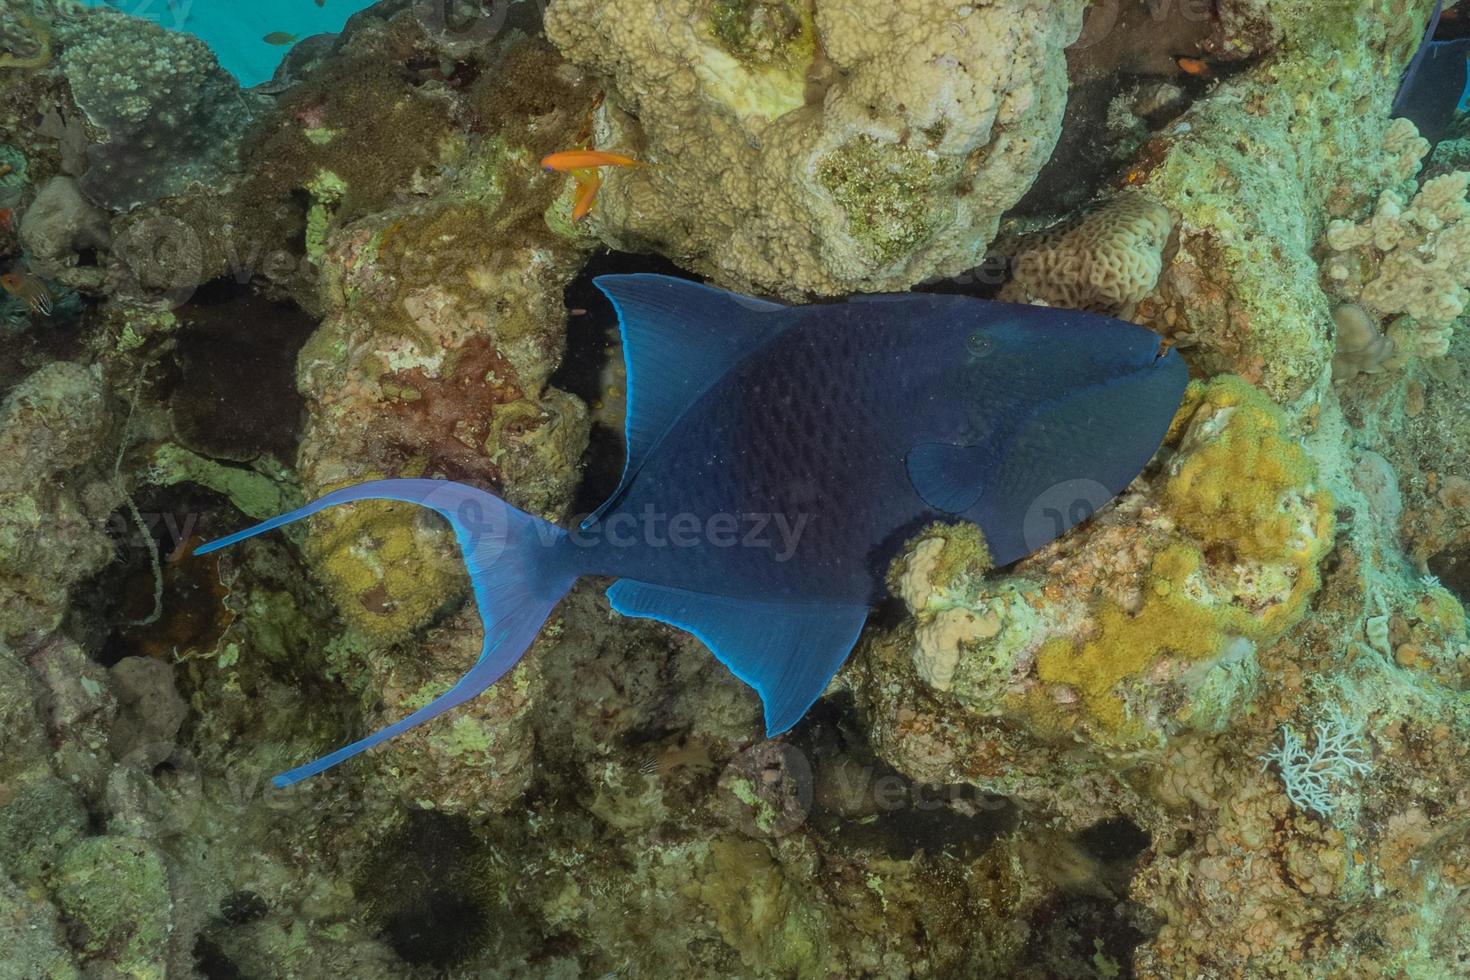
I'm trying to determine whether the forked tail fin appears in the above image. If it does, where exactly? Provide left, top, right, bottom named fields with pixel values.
left=194, top=478, right=576, bottom=787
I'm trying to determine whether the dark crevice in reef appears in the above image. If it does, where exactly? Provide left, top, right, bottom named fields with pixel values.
left=65, top=482, right=237, bottom=668
left=1024, top=891, right=1156, bottom=980
left=157, top=277, right=315, bottom=464
left=554, top=248, right=695, bottom=519
left=793, top=694, right=1018, bottom=861
left=1428, top=545, right=1470, bottom=606
left=1012, top=0, right=1254, bottom=222
left=1077, top=815, right=1152, bottom=863
left=356, top=810, right=540, bottom=969
left=1014, top=816, right=1157, bottom=976
left=192, top=936, right=245, bottom=980
left=192, top=890, right=272, bottom=979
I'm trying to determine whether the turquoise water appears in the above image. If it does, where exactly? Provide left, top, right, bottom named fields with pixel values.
left=84, top=0, right=380, bottom=84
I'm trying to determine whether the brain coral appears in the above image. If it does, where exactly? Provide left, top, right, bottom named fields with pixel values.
left=1000, top=191, right=1175, bottom=313
left=545, top=0, right=1086, bottom=298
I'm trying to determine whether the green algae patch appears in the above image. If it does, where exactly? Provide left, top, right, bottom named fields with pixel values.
left=148, top=443, right=301, bottom=522
left=52, top=837, right=172, bottom=979
left=817, top=136, right=962, bottom=266
left=695, top=0, right=816, bottom=121
left=707, top=0, right=810, bottom=66
left=694, top=837, right=828, bottom=977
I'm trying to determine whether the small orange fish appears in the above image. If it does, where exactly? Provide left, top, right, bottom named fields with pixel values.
left=1176, top=56, right=1212, bottom=78
left=570, top=169, right=603, bottom=222
left=0, top=164, right=12, bottom=179
left=541, top=149, right=644, bottom=172
left=1, top=269, right=53, bottom=316
left=542, top=147, right=645, bottom=222
left=0, top=209, right=13, bottom=233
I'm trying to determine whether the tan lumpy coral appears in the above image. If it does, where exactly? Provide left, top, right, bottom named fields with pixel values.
left=1323, top=121, right=1470, bottom=360
left=1330, top=303, right=1395, bottom=382
left=1001, top=192, right=1175, bottom=313
left=546, top=0, right=1086, bottom=297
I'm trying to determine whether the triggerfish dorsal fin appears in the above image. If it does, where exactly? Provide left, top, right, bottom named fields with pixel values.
left=1393, top=0, right=1470, bottom=143
left=606, top=579, right=869, bottom=735
left=587, top=274, right=789, bottom=528
left=1396, top=0, right=1444, bottom=116
left=905, top=442, right=995, bottom=513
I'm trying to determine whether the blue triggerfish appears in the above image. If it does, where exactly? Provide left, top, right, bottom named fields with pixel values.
left=1394, top=0, right=1470, bottom=144
left=196, top=274, right=1188, bottom=787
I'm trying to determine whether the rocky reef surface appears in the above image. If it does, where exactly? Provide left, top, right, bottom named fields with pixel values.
left=1, top=0, right=1469, bottom=977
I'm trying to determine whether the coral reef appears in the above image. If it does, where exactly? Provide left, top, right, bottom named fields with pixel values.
left=57, top=7, right=260, bottom=211
left=2, top=0, right=1470, bottom=977
left=545, top=0, right=1088, bottom=298
left=1322, top=123, right=1470, bottom=361
left=18, top=175, right=111, bottom=286
left=0, top=361, right=116, bottom=646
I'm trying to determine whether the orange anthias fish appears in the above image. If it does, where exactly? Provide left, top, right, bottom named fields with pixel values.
left=1176, top=56, right=1212, bottom=78
left=570, top=168, right=603, bottom=222
left=540, top=149, right=644, bottom=172
left=540, top=148, right=646, bottom=222
left=1, top=269, right=53, bottom=316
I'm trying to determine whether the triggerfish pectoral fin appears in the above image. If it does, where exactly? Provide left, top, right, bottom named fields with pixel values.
left=905, top=442, right=997, bottom=514
left=606, top=580, right=869, bottom=735
left=194, top=478, right=578, bottom=787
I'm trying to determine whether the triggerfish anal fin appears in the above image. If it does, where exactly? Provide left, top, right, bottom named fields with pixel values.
left=606, top=580, right=869, bottom=735
left=905, top=442, right=995, bottom=514
left=193, top=478, right=577, bottom=787
left=585, top=274, right=789, bottom=528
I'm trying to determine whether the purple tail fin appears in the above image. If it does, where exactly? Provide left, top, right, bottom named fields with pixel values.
left=194, top=478, right=576, bottom=787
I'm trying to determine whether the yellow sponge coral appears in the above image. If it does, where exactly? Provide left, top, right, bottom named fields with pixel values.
left=1032, top=377, right=1334, bottom=739
left=1165, top=375, right=1331, bottom=566
left=303, top=485, right=467, bottom=644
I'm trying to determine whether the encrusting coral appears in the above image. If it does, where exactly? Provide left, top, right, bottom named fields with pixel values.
left=56, top=7, right=260, bottom=211
left=866, top=374, right=1334, bottom=760
left=1330, top=302, right=1395, bottom=382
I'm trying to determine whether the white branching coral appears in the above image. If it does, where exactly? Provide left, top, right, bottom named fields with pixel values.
left=1260, top=705, right=1371, bottom=818
left=1322, top=119, right=1470, bottom=360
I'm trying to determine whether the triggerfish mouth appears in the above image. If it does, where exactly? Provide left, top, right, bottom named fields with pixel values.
left=196, top=274, right=1188, bottom=787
